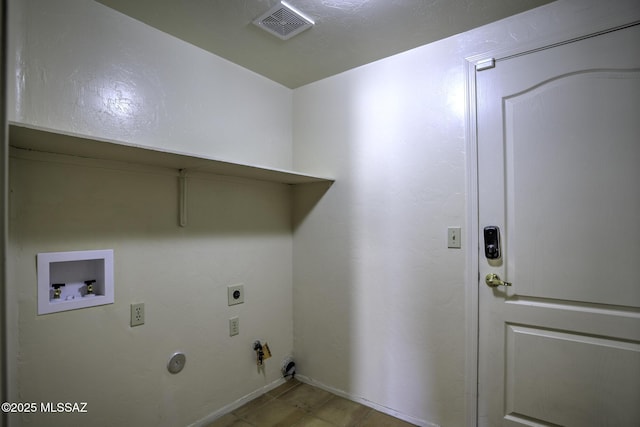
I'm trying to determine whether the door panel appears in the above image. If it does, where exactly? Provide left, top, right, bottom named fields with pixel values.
left=505, top=325, right=640, bottom=426
left=477, top=24, right=640, bottom=427
left=505, top=70, right=640, bottom=306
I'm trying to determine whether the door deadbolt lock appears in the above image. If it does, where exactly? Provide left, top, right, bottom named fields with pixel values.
left=485, top=273, right=512, bottom=288
left=483, top=226, right=501, bottom=259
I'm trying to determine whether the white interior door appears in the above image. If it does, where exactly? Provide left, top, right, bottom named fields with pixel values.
left=477, top=24, right=640, bottom=426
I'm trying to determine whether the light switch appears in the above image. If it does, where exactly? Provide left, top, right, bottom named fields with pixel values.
left=448, top=227, right=462, bottom=248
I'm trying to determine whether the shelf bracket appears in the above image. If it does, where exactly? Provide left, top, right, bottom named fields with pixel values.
left=179, top=169, right=188, bottom=227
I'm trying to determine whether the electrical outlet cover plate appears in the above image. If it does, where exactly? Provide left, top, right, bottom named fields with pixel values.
left=229, top=316, right=239, bottom=336
left=130, top=303, right=145, bottom=327
left=227, top=284, right=244, bottom=306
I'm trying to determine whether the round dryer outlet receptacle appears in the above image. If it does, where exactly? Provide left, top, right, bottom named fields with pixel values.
left=167, top=352, right=186, bottom=374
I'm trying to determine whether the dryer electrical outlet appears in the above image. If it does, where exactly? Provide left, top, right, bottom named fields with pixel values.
left=227, top=284, right=244, bottom=306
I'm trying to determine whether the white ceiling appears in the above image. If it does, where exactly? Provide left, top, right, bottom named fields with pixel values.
left=96, top=0, right=554, bottom=88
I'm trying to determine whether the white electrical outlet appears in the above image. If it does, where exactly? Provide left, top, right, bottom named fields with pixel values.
left=131, top=303, right=145, bottom=327
left=227, top=284, right=244, bottom=306
left=229, top=316, right=239, bottom=336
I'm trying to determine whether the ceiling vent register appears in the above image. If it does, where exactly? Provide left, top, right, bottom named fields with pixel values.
left=253, top=1, right=314, bottom=40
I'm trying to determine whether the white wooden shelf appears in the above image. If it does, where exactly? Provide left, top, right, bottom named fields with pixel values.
left=9, top=123, right=333, bottom=185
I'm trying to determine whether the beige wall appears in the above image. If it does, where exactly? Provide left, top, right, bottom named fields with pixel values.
left=292, top=35, right=468, bottom=427
left=8, top=0, right=296, bottom=426
left=10, top=0, right=293, bottom=170
left=9, top=152, right=294, bottom=427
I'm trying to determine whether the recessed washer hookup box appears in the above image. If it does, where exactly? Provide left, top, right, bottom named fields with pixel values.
left=37, top=249, right=114, bottom=315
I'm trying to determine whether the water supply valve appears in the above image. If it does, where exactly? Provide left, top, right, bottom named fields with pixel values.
left=84, top=280, right=96, bottom=295
left=51, top=283, right=65, bottom=299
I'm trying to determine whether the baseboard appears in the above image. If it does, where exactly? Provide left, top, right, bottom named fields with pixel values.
left=188, top=377, right=286, bottom=427
left=295, top=375, right=438, bottom=427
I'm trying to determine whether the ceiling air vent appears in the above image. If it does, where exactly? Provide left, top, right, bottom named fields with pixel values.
left=253, top=1, right=314, bottom=40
